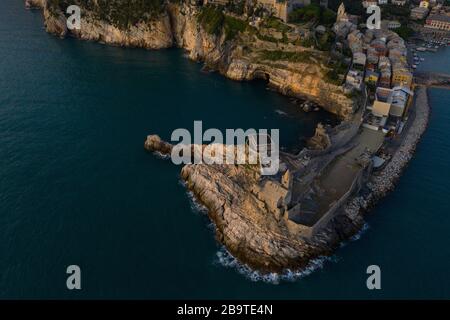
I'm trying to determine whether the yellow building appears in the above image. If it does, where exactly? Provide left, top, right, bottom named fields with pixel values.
left=419, top=0, right=430, bottom=9
left=392, top=69, right=413, bottom=88
left=373, top=101, right=391, bottom=117
left=365, top=71, right=379, bottom=85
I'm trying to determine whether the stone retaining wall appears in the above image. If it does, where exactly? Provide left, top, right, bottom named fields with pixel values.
left=342, top=86, right=430, bottom=222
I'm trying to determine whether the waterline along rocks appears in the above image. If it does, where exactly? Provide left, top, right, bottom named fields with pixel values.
left=27, top=0, right=355, bottom=118
left=144, top=86, right=429, bottom=272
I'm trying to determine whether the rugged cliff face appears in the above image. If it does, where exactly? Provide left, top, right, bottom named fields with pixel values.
left=28, top=0, right=355, bottom=118
left=224, top=59, right=354, bottom=117
left=27, top=0, right=173, bottom=47
left=26, top=0, right=67, bottom=37
left=71, top=12, right=173, bottom=49
left=166, top=4, right=354, bottom=117
left=180, top=163, right=330, bottom=272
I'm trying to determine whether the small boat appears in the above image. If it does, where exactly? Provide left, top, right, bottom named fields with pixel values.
left=412, top=64, right=417, bottom=69
left=420, top=58, right=425, bottom=61
left=417, top=47, right=426, bottom=52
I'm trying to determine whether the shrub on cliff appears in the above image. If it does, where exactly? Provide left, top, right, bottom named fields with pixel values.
left=47, top=0, right=166, bottom=29
left=224, top=16, right=249, bottom=41
left=198, top=5, right=250, bottom=42
left=95, top=0, right=165, bottom=29
left=198, top=5, right=225, bottom=36
left=262, top=17, right=291, bottom=33
left=393, top=25, right=415, bottom=40
left=289, top=4, right=336, bottom=27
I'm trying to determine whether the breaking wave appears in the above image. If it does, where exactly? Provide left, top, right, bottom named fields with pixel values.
left=350, top=223, right=370, bottom=241
left=178, top=179, right=209, bottom=215
left=214, top=247, right=338, bottom=285
left=152, top=151, right=170, bottom=160
left=339, top=223, right=370, bottom=248
left=187, top=190, right=208, bottom=215
left=274, top=109, right=288, bottom=116
left=179, top=179, right=358, bottom=284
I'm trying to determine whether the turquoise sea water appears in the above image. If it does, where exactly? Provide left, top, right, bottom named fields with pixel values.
left=1, top=1, right=450, bottom=299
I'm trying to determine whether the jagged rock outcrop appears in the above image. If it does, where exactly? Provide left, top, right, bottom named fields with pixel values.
left=168, top=4, right=227, bottom=63
left=29, top=1, right=354, bottom=118
left=307, top=123, right=332, bottom=150
left=70, top=12, right=173, bottom=49
left=144, top=133, right=364, bottom=272
left=43, top=7, right=67, bottom=37
left=25, top=0, right=45, bottom=9
left=145, top=135, right=173, bottom=155
left=28, top=0, right=173, bottom=48
left=26, top=0, right=67, bottom=37
left=225, top=59, right=354, bottom=118
left=181, top=163, right=318, bottom=271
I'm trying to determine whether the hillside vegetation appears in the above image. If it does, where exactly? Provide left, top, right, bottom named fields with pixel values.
left=47, top=0, right=165, bottom=29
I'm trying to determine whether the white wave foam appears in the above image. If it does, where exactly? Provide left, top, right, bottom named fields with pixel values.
left=350, top=223, right=370, bottom=241
left=275, top=109, right=288, bottom=116
left=153, top=151, right=170, bottom=160
left=179, top=180, right=349, bottom=284
left=179, top=179, right=209, bottom=215
left=339, top=223, right=370, bottom=248
left=215, top=247, right=338, bottom=284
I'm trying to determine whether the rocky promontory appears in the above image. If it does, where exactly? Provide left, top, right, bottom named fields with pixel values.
left=27, top=0, right=431, bottom=274
left=144, top=85, right=429, bottom=273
